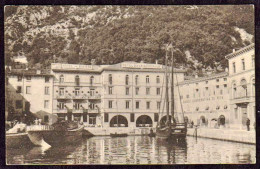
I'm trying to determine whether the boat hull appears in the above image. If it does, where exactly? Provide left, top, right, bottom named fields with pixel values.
left=28, top=126, right=84, bottom=147
left=156, top=127, right=172, bottom=138
left=110, top=133, right=128, bottom=137
left=6, top=133, right=33, bottom=148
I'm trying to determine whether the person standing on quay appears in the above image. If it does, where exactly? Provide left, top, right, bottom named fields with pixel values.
left=246, top=118, right=250, bottom=131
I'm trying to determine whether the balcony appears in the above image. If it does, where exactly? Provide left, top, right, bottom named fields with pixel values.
left=56, top=94, right=71, bottom=100
left=232, top=93, right=253, bottom=104
left=72, top=109, right=84, bottom=113
left=88, top=94, right=101, bottom=100
left=88, top=109, right=99, bottom=114
left=55, top=109, right=68, bottom=113
left=72, top=94, right=88, bottom=100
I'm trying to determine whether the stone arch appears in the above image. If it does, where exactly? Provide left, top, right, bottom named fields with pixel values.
left=136, top=115, right=153, bottom=127
left=218, top=115, right=225, bottom=126
left=110, top=115, right=128, bottom=127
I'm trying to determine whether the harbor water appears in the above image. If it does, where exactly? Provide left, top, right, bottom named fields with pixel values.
left=6, top=136, right=255, bottom=164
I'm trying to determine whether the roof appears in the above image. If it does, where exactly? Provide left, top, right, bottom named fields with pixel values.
left=178, top=71, right=228, bottom=85
left=225, top=43, right=254, bottom=60
left=8, top=69, right=53, bottom=77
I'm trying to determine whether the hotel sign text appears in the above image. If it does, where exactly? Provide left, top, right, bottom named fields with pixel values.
left=121, top=63, right=162, bottom=69
left=51, top=63, right=93, bottom=70
left=183, top=96, right=224, bottom=103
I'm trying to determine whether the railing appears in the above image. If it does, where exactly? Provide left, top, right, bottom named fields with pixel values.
left=27, top=125, right=54, bottom=131
left=72, top=94, right=88, bottom=100
left=56, top=94, right=71, bottom=99
left=88, top=109, right=99, bottom=114
left=72, top=109, right=84, bottom=113
left=88, top=94, right=101, bottom=99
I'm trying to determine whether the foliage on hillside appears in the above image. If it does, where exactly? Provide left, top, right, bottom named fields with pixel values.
left=4, top=5, right=254, bottom=72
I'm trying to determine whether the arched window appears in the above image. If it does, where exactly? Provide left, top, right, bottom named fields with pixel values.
left=135, top=75, right=138, bottom=85
left=156, top=76, right=160, bottom=83
left=233, top=83, right=237, bottom=99
left=240, top=79, right=247, bottom=97
left=109, top=74, right=112, bottom=85
left=252, top=78, right=255, bottom=96
left=125, top=75, right=129, bottom=85
left=90, top=76, right=94, bottom=85
left=146, top=75, right=149, bottom=84
left=75, top=75, right=80, bottom=86
left=59, top=75, right=64, bottom=83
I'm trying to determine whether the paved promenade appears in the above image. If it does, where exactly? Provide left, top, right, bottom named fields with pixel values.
left=187, top=127, right=256, bottom=144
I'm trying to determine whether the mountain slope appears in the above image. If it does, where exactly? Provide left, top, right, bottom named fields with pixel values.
left=4, top=5, right=254, bottom=72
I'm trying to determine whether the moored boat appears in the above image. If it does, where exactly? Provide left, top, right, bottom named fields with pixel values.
left=110, top=133, right=128, bottom=137
left=6, top=132, right=33, bottom=148
left=27, top=121, right=84, bottom=147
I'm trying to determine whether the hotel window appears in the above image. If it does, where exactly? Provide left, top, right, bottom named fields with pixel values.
left=74, top=102, right=80, bottom=110
left=44, top=100, right=49, bottom=109
left=109, top=74, right=112, bottom=85
left=89, top=103, right=95, bottom=109
left=125, top=75, right=129, bottom=85
left=146, top=88, right=150, bottom=95
left=186, top=94, right=189, bottom=98
left=157, top=101, right=161, bottom=110
left=220, top=89, right=223, bottom=95
left=90, top=89, right=95, bottom=96
left=156, top=88, right=160, bottom=95
left=224, top=105, right=228, bottom=109
left=17, top=86, right=22, bottom=93
left=109, top=100, right=113, bottom=108
left=45, top=76, right=50, bottom=83
left=130, top=113, right=135, bottom=122
left=89, top=115, right=96, bottom=125
left=108, top=87, right=113, bottom=95
left=156, top=76, right=160, bottom=83
left=233, top=62, right=236, bottom=73
left=59, top=88, right=65, bottom=96
left=135, top=87, right=139, bottom=95
left=234, top=108, right=238, bottom=119
left=205, top=81, right=208, bottom=84
left=17, top=76, right=22, bottom=82
left=59, top=75, right=64, bottom=83
left=252, top=78, right=255, bottom=96
left=16, top=100, right=22, bottom=109
left=216, top=79, right=219, bottom=82
left=104, top=113, right=109, bottom=122
left=26, top=86, right=31, bottom=94
left=126, top=87, right=130, bottom=95
left=154, top=113, right=159, bottom=122
left=146, top=101, right=150, bottom=109
left=252, top=55, right=255, bottom=67
left=126, top=101, right=130, bottom=109
left=136, top=101, right=139, bottom=109
left=241, top=58, right=245, bottom=70
left=75, top=88, right=80, bottom=96
left=224, top=78, right=227, bottom=81
left=26, top=76, right=31, bottom=81
left=75, top=75, right=80, bottom=86
left=90, top=76, right=94, bottom=85
left=58, top=102, right=65, bottom=109
left=180, top=95, right=183, bottom=99
left=233, top=84, right=237, bottom=98
left=45, top=87, right=50, bottom=95
left=135, top=75, right=139, bottom=85
left=146, top=75, right=150, bottom=84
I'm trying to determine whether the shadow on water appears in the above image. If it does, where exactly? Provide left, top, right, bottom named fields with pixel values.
left=155, top=137, right=188, bottom=164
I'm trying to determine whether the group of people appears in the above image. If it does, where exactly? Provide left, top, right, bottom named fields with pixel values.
left=34, top=118, right=42, bottom=125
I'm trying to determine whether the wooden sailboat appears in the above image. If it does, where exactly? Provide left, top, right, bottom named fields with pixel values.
left=156, top=45, right=187, bottom=139
left=156, top=49, right=172, bottom=138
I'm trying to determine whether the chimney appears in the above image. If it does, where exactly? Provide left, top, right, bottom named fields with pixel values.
left=195, top=73, right=198, bottom=78
left=36, top=70, right=41, bottom=74
left=225, top=68, right=229, bottom=72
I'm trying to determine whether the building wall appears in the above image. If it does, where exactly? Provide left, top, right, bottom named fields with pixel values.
left=8, top=74, right=53, bottom=114
left=179, top=73, right=230, bottom=127
left=227, top=45, right=255, bottom=129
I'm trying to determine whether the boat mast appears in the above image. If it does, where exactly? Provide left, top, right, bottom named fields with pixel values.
left=171, top=49, right=174, bottom=123
left=165, top=49, right=170, bottom=125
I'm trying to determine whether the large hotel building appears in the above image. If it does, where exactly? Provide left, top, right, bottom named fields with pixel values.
left=6, top=43, right=255, bottom=130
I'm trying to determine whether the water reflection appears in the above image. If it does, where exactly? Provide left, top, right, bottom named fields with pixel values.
left=6, top=136, right=255, bottom=164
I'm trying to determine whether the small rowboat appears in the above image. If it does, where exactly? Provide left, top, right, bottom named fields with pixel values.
left=110, top=133, right=128, bottom=137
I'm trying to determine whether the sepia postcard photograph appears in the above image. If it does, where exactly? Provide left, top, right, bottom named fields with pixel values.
left=4, top=5, right=256, bottom=165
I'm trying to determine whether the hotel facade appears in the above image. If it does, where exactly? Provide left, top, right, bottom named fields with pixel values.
left=6, top=44, right=255, bottom=130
